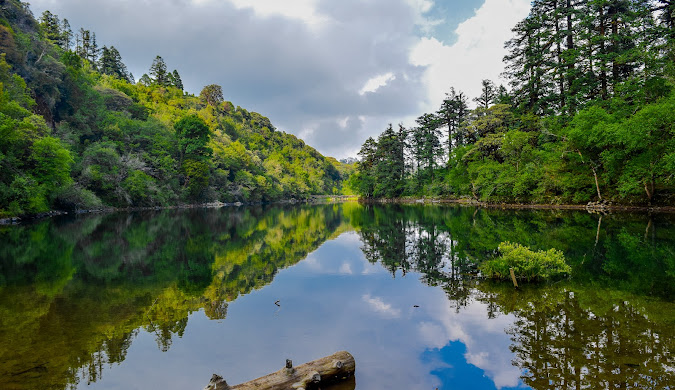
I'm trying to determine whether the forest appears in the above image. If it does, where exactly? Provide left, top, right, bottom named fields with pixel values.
left=0, top=1, right=353, bottom=217
left=351, top=0, right=675, bottom=205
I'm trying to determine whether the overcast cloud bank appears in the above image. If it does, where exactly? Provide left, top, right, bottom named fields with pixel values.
left=29, top=0, right=531, bottom=158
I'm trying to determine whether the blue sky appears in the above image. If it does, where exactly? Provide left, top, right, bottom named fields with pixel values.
left=28, top=0, right=532, bottom=159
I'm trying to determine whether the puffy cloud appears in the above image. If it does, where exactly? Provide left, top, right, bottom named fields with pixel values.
left=362, top=294, right=401, bottom=318
left=28, top=0, right=530, bottom=159
left=410, top=0, right=531, bottom=113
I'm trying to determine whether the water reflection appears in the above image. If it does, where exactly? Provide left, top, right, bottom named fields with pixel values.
left=349, top=204, right=675, bottom=388
left=0, top=205, right=348, bottom=389
left=0, top=204, right=673, bottom=389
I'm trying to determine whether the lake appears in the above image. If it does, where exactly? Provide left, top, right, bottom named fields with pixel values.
left=1, top=203, right=674, bottom=389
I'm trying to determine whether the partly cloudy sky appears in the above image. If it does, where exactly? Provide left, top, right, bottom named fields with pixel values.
left=28, top=0, right=531, bottom=159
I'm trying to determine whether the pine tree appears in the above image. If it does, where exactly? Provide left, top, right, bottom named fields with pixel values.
left=437, top=88, right=468, bottom=161
left=474, top=79, right=497, bottom=109
left=412, top=113, right=443, bottom=182
left=139, top=74, right=152, bottom=86
left=374, top=124, right=405, bottom=198
left=149, top=56, right=168, bottom=86
left=355, top=137, right=378, bottom=197
left=60, top=19, right=72, bottom=50
left=39, top=10, right=61, bottom=42
left=89, top=32, right=99, bottom=67
left=99, top=46, right=131, bottom=82
left=171, top=70, right=184, bottom=90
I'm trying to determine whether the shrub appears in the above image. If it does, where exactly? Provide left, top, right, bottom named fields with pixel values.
left=54, top=184, right=103, bottom=210
left=480, top=241, right=571, bottom=282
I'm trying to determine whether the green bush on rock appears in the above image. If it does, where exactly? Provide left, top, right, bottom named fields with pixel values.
left=480, top=242, right=571, bottom=282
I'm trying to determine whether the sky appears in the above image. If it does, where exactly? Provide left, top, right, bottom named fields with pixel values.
left=28, top=0, right=532, bottom=159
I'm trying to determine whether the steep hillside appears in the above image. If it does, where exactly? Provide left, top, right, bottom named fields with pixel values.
left=0, top=0, right=350, bottom=217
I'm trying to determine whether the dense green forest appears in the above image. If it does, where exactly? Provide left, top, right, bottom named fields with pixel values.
left=0, top=1, right=353, bottom=217
left=351, top=0, right=675, bottom=205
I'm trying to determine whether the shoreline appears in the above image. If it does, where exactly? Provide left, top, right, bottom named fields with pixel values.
left=2, top=195, right=672, bottom=225
left=0, top=196, right=358, bottom=225
left=360, top=197, right=675, bottom=214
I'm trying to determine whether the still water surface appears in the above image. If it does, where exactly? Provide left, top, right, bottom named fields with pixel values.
left=0, top=203, right=674, bottom=389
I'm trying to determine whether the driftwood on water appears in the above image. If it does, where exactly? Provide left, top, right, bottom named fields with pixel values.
left=203, top=351, right=356, bottom=390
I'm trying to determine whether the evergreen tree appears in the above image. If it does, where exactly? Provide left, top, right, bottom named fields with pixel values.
left=89, top=32, right=99, bottom=66
left=355, top=137, right=378, bottom=197
left=170, top=70, right=184, bottom=90
left=149, top=55, right=169, bottom=86
left=76, top=28, right=90, bottom=59
left=437, top=88, right=469, bottom=160
left=99, top=46, right=131, bottom=82
left=60, top=19, right=72, bottom=50
left=373, top=124, right=405, bottom=198
left=412, top=113, right=443, bottom=182
left=474, top=79, right=497, bottom=109
left=139, top=74, right=152, bottom=86
left=39, top=10, right=61, bottom=43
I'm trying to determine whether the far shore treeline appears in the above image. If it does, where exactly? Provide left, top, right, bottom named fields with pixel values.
left=351, top=0, right=675, bottom=206
left=2, top=0, right=675, bottom=218
left=0, top=1, right=353, bottom=217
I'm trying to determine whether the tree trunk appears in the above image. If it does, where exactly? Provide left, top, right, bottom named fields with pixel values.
left=554, top=0, right=566, bottom=110
left=644, top=179, right=654, bottom=204
left=592, top=165, right=602, bottom=201
left=610, top=3, right=619, bottom=85
left=599, top=6, right=608, bottom=99
left=566, top=0, right=576, bottom=113
left=203, top=351, right=356, bottom=390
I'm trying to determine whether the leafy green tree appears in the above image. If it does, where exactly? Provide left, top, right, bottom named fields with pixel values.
left=200, top=84, right=224, bottom=107
left=175, top=115, right=212, bottom=199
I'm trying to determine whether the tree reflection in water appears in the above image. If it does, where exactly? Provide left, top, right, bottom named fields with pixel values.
left=0, top=204, right=348, bottom=389
left=0, top=204, right=673, bottom=389
left=350, top=204, right=675, bottom=389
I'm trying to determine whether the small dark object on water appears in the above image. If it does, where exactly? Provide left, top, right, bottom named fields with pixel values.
left=274, top=300, right=280, bottom=306
left=413, top=305, right=419, bottom=308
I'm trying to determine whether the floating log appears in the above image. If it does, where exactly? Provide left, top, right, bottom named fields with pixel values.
left=204, top=351, right=355, bottom=390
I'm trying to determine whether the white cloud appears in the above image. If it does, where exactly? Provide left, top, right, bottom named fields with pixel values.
left=359, top=72, right=396, bottom=96
left=339, top=262, right=353, bottom=274
left=221, top=0, right=330, bottom=28
left=421, top=295, right=523, bottom=389
left=410, top=0, right=531, bottom=111
left=27, top=0, right=532, bottom=159
left=363, top=294, right=401, bottom=318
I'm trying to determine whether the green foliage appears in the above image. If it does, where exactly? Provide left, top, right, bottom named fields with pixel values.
left=480, top=241, right=571, bottom=282
left=347, top=0, right=675, bottom=205
left=0, top=6, right=348, bottom=215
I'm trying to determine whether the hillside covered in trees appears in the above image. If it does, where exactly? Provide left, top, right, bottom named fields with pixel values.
left=351, top=0, right=675, bottom=206
left=0, top=1, right=352, bottom=217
